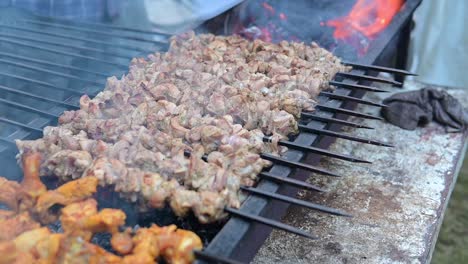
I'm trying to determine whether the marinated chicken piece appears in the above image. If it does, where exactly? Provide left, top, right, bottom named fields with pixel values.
left=0, top=177, right=20, bottom=211
left=56, top=235, right=122, bottom=264
left=0, top=210, right=15, bottom=220
left=60, top=199, right=125, bottom=241
left=0, top=154, right=205, bottom=264
left=35, top=177, right=99, bottom=223
left=0, top=212, right=40, bottom=241
left=18, top=151, right=47, bottom=211
left=121, top=227, right=160, bottom=264
left=110, top=228, right=134, bottom=255
left=0, top=227, right=50, bottom=264
left=151, top=225, right=203, bottom=264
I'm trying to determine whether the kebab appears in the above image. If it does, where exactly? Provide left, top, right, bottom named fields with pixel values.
left=16, top=32, right=352, bottom=223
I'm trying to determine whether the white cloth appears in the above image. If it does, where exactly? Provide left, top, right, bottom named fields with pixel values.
left=407, top=0, right=468, bottom=89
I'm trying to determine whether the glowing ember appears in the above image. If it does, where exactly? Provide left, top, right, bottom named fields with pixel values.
left=324, top=0, right=404, bottom=40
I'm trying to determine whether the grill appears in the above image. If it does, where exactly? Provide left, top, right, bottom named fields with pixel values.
left=0, top=1, right=421, bottom=263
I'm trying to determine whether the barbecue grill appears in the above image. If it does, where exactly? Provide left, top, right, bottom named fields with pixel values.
left=0, top=1, right=422, bottom=263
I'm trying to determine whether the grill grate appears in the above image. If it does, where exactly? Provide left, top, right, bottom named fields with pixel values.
left=0, top=10, right=408, bottom=264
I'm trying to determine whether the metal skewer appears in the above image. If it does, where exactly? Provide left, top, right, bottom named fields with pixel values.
left=266, top=138, right=371, bottom=163
left=300, top=114, right=374, bottom=129
left=0, top=52, right=110, bottom=77
left=329, top=81, right=390, bottom=92
left=260, top=153, right=342, bottom=177
left=0, top=38, right=129, bottom=69
left=258, top=172, right=325, bottom=192
left=298, top=125, right=394, bottom=147
left=240, top=186, right=352, bottom=217
left=342, top=61, right=417, bottom=76
left=0, top=58, right=105, bottom=86
left=0, top=84, right=79, bottom=109
left=0, top=24, right=153, bottom=53
left=319, top=91, right=387, bottom=107
left=0, top=72, right=98, bottom=97
left=224, top=207, right=317, bottom=239
left=0, top=98, right=59, bottom=118
left=186, top=149, right=342, bottom=178
left=0, top=32, right=132, bottom=60
left=313, top=104, right=384, bottom=120
left=34, top=15, right=171, bottom=35
left=335, top=72, right=402, bottom=86
left=0, top=117, right=43, bottom=133
left=20, top=19, right=169, bottom=45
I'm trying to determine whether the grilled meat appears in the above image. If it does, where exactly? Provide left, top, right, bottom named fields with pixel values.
left=0, top=152, right=203, bottom=264
left=16, top=32, right=350, bottom=223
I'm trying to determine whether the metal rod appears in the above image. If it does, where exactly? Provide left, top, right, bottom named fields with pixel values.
left=0, top=72, right=95, bottom=96
left=0, top=136, right=14, bottom=145
left=190, top=150, right=341, bottom=177
left=266, top=138, right=371, bottom=163
left=0, top=38, right=129, bottom=69
left=193, top=250, right=244, bottom=264
left=0, top=84, right=79, bottom=109
left=258, top=172, right=325, bottom=192
left=20, top=19, right=169, bottom=45
left=298, top=125, right=394, bottom=147
left=300, top=114, right=374, bottom=129
left=35, top=15, right=171, bottom=36
left=260, top=153, right=341, bottom=177
left=329, top=81, right=390, bottom=93
left=313, top=104, right=384, bottom=120
left=183, top=148, right=325, bottom=190
left=224, top=207, right=317, bottom=239
left=336, top=72, right=402, bottom=86
left=0, top=58, right=105, bottom=86
left=0, top=32, right=132, bottom=60
left=241, top=186, right=352, bottom=217
left=0, top=52, right=110, bottom=77
left=0, top=98, right=59, bottom=117
left=0, top=24, right=152, bottom=53
left=320, top=91, right=387, bottom=107
left=0, top=117, right=43, bottom=133
left=342, top=61, right=417, bottom=76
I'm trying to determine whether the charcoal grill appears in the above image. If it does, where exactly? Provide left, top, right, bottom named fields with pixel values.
left=0, top=1, right=421, bottom=263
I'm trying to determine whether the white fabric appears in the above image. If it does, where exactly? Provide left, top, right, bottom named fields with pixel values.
left=144, top=0, right=242, bottom=27
left=407, top=0, right=468, bottom=88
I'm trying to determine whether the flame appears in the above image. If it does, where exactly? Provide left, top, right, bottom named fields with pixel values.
left=325, top=0, right=404, bottom=40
